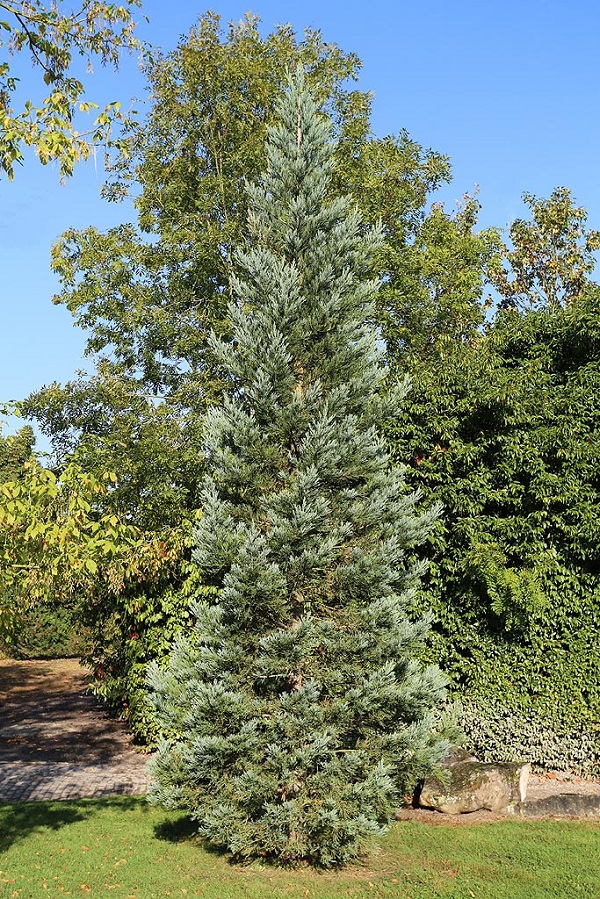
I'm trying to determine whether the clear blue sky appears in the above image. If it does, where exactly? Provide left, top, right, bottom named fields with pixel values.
left=2, top=0, right=600, bottom=439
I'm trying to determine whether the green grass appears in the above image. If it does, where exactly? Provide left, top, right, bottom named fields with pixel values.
left=0, top=798, right=598, bottom=898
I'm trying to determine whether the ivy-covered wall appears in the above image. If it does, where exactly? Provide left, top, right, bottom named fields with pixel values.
left=387, top=293, right=600, bottom=773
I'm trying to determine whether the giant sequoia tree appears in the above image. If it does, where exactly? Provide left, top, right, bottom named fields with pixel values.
left=148, top=76, right=447, bottom=866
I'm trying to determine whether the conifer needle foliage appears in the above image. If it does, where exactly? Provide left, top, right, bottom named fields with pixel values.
left=147, top=73, right=448, bottom=867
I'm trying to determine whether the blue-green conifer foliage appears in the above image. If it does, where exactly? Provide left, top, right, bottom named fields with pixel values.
left=147, top=75, right=448, bottom=866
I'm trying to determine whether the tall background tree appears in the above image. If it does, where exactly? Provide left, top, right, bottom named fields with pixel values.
left=28, top=12, right=493, bottom=493
left=20, top=12, right=493, bottom=733
left=489, top=187, right=600, bottom=310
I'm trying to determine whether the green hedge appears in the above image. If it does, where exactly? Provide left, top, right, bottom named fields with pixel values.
left=457, top=699, right=600, bottom=777
left=2, top=601, right=90, bottom=659
left=387, top=295, right=600, bottom=770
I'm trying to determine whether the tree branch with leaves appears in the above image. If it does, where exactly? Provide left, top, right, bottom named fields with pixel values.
left=488, top=187, right=600, bottom=310
left=0, top=0, right=147, bottom=179
left=0, top=454, right=182, bottom=643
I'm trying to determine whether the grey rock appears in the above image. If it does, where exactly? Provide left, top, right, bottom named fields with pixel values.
left=419, top=758, right=531, bottom=814
left=521, top=793, right=600, bottom=818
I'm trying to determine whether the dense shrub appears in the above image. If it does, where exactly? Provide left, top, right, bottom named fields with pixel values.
left=387, top=293, right=600, bottom=768
left=2, top=601, right=89, bottom=659
left=458, top=699, right=600, bottom=777
left=80, top=575, right=203, bottom=743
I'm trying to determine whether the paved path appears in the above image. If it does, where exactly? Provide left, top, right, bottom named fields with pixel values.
left=0, top=658, right=152, bottom=803
left=2, top=658, right=599, bottom=817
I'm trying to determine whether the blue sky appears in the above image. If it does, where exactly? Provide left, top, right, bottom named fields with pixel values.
left=2, top=0, right=600, bottom=439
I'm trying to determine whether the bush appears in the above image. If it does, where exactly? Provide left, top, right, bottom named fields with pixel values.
left=457, top=699, right=600, bottom=777
left=387, top=295, right=600, bottom=767
left=81, top=581, right=196, bottom=743
left=2, top=602, right=90, bottom=659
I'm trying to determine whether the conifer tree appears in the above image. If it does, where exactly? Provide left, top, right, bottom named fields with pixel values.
left=147, top=73, right=448, bottom=867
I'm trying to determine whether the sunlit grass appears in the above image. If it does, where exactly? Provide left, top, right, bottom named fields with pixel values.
left=0, top=797, right=598, bottom=898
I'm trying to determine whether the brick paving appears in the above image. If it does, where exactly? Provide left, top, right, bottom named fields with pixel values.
left=0, top=658, right=152, bottom=803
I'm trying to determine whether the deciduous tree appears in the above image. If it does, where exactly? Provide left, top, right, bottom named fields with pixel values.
left=488, top=187, right=600, bottom=310
left=25, top=11, right=488, bottom=516
left=0, top=453, right=180, bottom=640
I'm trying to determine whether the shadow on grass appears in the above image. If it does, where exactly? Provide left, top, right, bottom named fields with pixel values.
left=154, top=814, right=199, bottom=843
left=0, top=796, right=147, bottom=853
left=153, top=816, right=249, bottom=867
left=152, top=815, right=337, bottom=871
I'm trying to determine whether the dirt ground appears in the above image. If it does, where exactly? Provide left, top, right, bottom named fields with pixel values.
left=0, top=657, right=138, bottom=764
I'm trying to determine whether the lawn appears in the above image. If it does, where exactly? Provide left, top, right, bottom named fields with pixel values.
left=0, top=798, right=598, bottom=898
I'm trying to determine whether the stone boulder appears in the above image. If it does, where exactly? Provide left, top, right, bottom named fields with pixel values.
left=419, top=753, right=531, bottom=814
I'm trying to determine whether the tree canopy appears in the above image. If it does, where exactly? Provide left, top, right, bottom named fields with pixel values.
left=0, top=423, right=35, bottom=481
left=25, top=11, right=493, bottom=512
left=0, top=0, right=144, bottom=179
left=489, top=187, right=600, bottom=310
